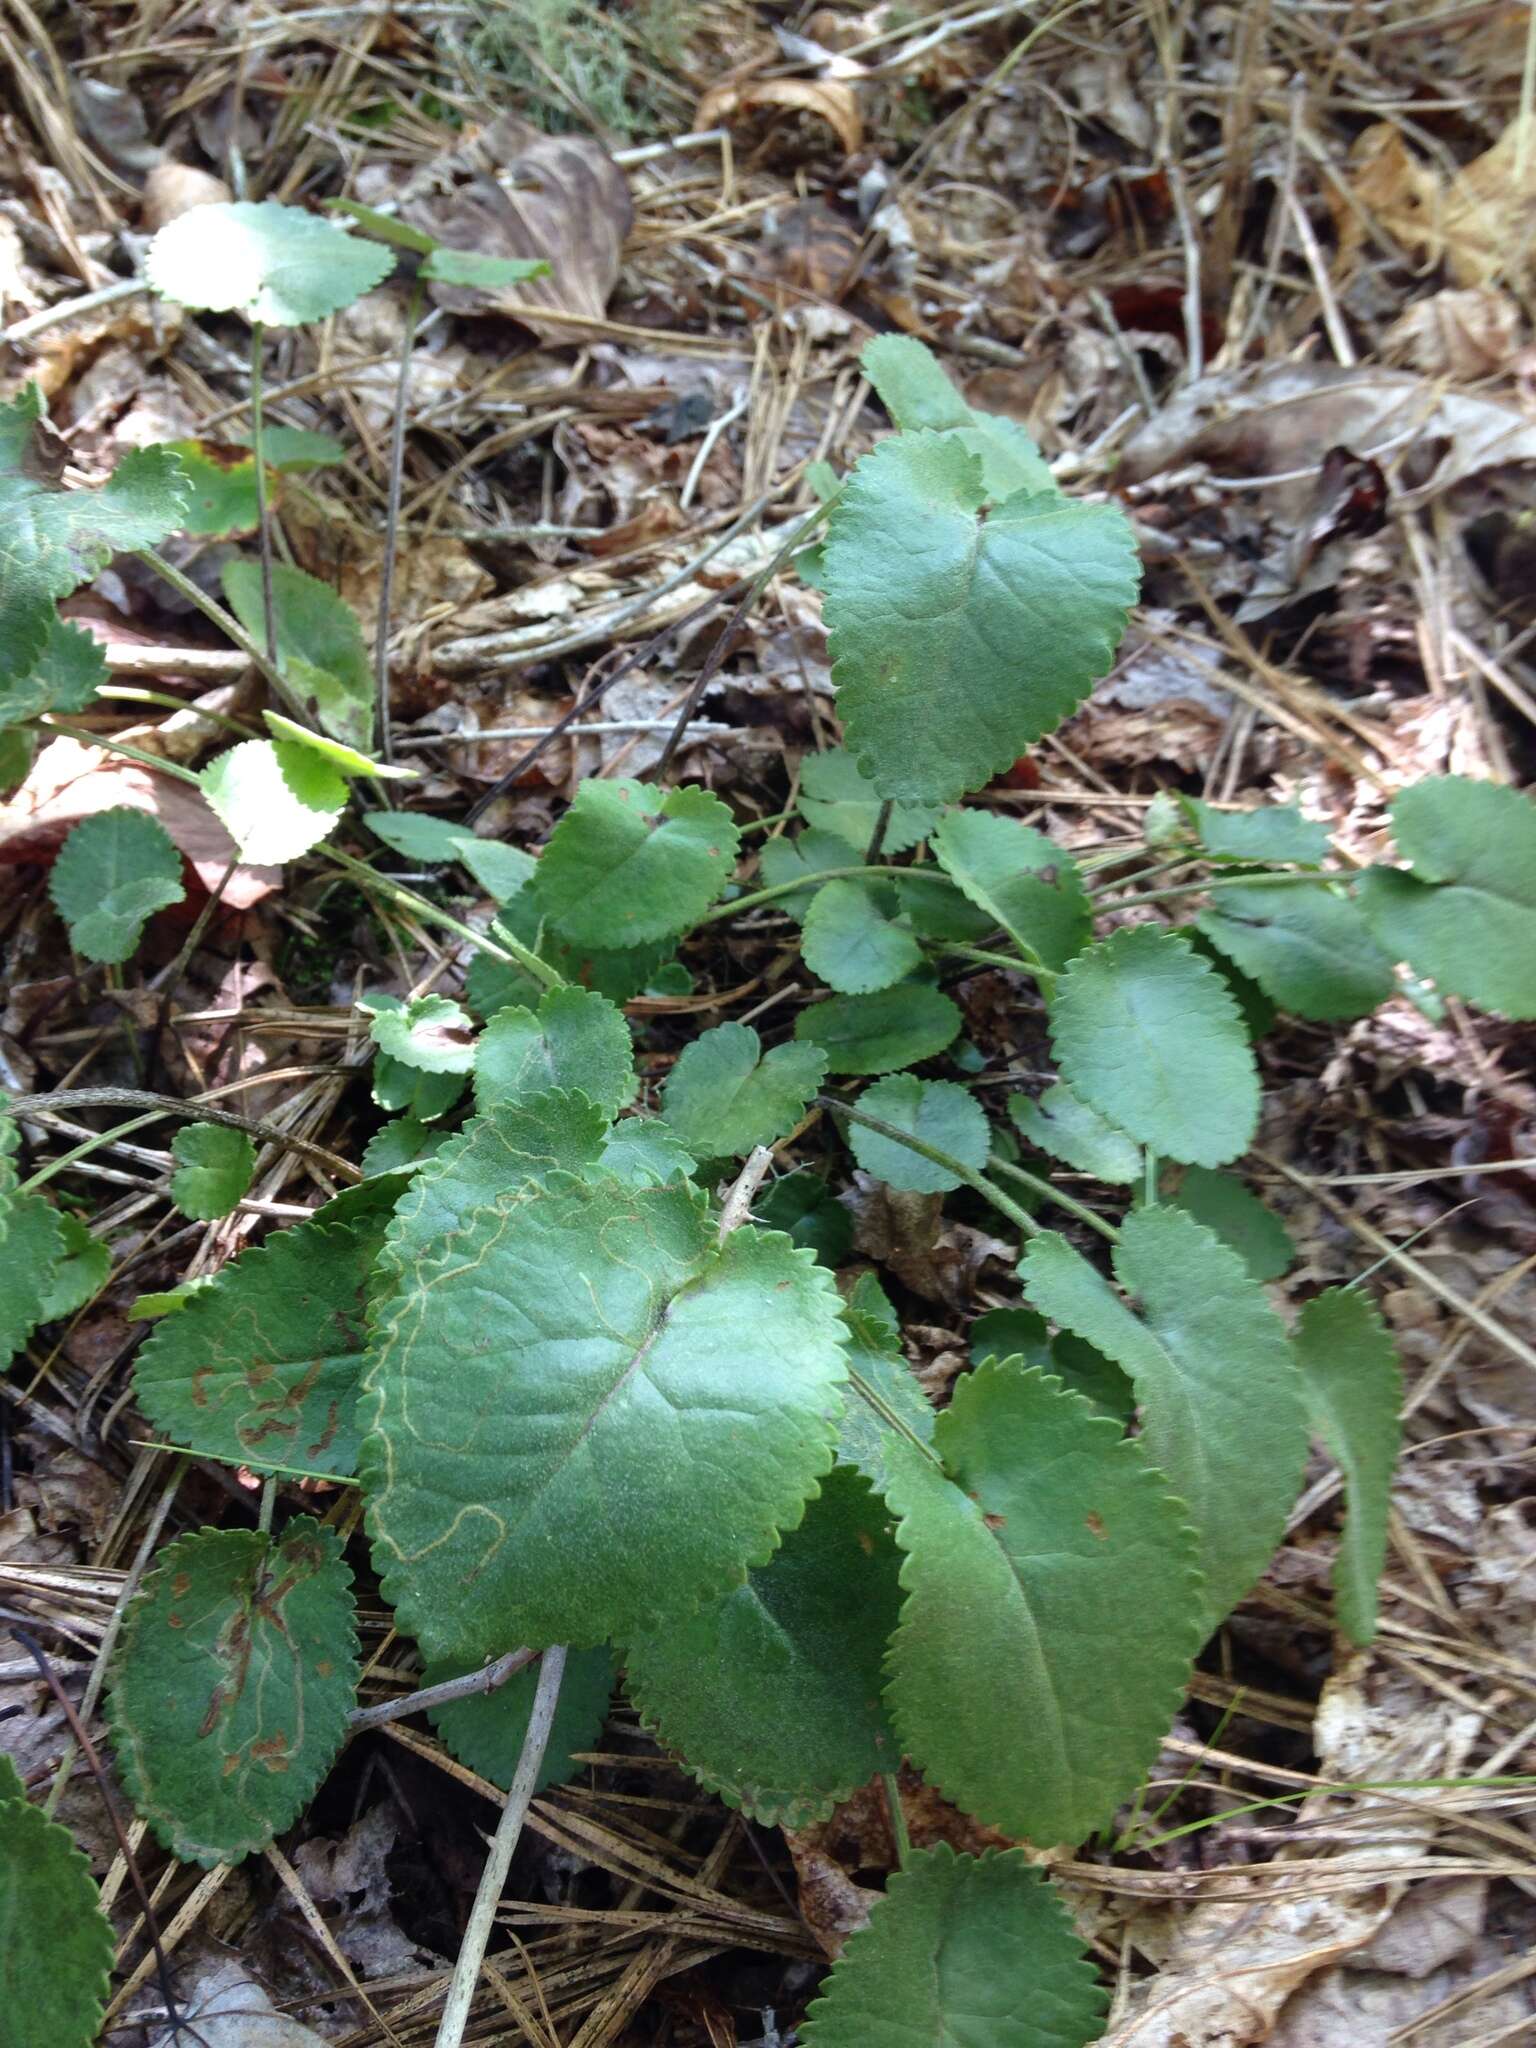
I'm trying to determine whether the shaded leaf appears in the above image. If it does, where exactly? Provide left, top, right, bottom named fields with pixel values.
left=969, top=1306, right=1052, bottom=1370
left=169, top=1123, right=257, bottom=1222
left=932, top=810, right=1090, bottom=971
left=0, top=1774, right=115, bottom=2048
left=1183, top=797, right=1331, bottom=866
left=363, top=810, right=534, bottom=900
left=847, top=1075, right=989, bottom=1194
left=660, top=1021, right=826, bottom=1158
left=1165, top=1165, right=1295, bottom=1283
left=107, top=1518, right=359, bottom=1865
left=428, top=1644, right=614, bottom=1791
left=757, top=825, right=857, bottom=921
left=1049, top=925, right=1259, bottom=1168
left=0, top=1193, right=66, bottom=1365
left=797, top=745, right=940, bottom=854
left=794, top=986, right=962, bottom=1075
left=47, top=805, right=184, bottom=963
left=361, top=1115, right=452, bottom=1178
left=594, top=1116, right=695, bottom=1188
left=530, top=778, right=739, bottom=946
left=1010, top=1083, right=1141, bottom=1185
left=754, top=1168, right=853, bottom=1267
left=225, top=561, right=373, bottom=753
left=1196, top=882, right=1396, bottom=1021
left=802, top=879, right=923, bottom=994
left=37, top=1210, right=111, bottom=1321
left=0, top=614, right=107, bottom=729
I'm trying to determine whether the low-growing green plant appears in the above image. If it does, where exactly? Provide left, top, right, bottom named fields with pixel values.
left=6, top=300, right=1536, bottom=2042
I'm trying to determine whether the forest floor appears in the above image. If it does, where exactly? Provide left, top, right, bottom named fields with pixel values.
left=2, top=2, right=1536, bottom=2043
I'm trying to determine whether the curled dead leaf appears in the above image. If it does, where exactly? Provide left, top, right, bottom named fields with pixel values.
left=696, top=77, right=864, bottom=158
left=140, top=161, right=232, bottom=232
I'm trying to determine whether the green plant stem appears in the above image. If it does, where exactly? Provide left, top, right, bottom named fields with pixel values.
left=435, top=1645, right=567, bottom=2048
left=137, top=545, right=292, bottom=704
left=15, top=1110, right=167, bottom=1194
left=988, top=1154, right=1120, bottom=1243
left=695, top=864, right=918, bottom=926
left=939, top=941, right=1055, bottom=993
left=256, top=1475, right=277, bottom=1536
left=97, top=686, right=257, bottom=736
left=882, top=1772, right=912, bottom=1869
left=820, top=1096, right=1040, bottom=1237
left=40, top=718, right=203, bottom=787
left=7, top=1088, right=360, bottom=1185
left=375, top=275, right=425, bottom=768
left=1107, top=869, right=1343, bottom=913
left=322, top=843, right=565, bottom=990
left=249, top=318, right=278, bottom=663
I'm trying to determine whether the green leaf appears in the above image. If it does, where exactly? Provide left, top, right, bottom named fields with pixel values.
left=932, top=810, right=1090, bottom=970
left=861, top=334, right=1057, bottom=499
left=0, top=1192, right=67, bottom=1364
left=1357, top=776, right=1536, bottom=1019
left=1022, top=1206, right=1308, bottom=1630
left=801, top=1843, right=1105, bottom=2048
left=0, top=614, right=108, bottom=728
left=371, top=1051, right=466, bottom=1121
left=833, top=1277, right=937, bottom=1495
left=0, top=385, right=189, bottom=692
left=365, top=992, right=477, bottom=1074
left=1049, top=1333, right=1136, bottom=1424
left=753, top=1168, right=852, bottom=1266
left=1010, top=1083, right=1141, bottom=1184
left=884, top=1361, right=1202, bottom=1844
left=847, top=1075, right=989, bottom=1194
left=1049, top=925, right=1259, bottom=1168
left=594, top=1116, right=695, bottom=1188
left=821, top=432, right=1138, bottom=802
left=421, top=246, right=549, bottom=289
left=361, top=1115, right=452, bottom=1177
left=796, top=746, right=941, bottom=854
left=892, top=868, right=996, bottom=942
left=1173, top=924, right=1276, bottom=1040
left=626, top=1466, right=903, bottom=1826
left=795, top=986, right=962, bottom=1075
left=757, top=825, right=856, bottom=921
left=1292, top=1288, right=1402, bottom=1645
left=47, top=805, right=185, bottom=964
left=362, top=1179, right=849, bottom=1661
left=363, top=811, right=535, bottom=900
left=801, top=879, right=923, bottom=993
left=134, top=1197, right=395, bottom=1476
left=1165, top=1165, right=1295, bottom=1283
left=200, top=737, right=346, bottom=864
left=474, top=987, right=634, bottom=1118
left=262, top=711, right=415, bottom=783
left=38, top=1210, right=111, bottom=1321
left=325, top=198, right=436, bottom=252
left=530, top=778, right=740, bottom=946
left=159, top=433, right=340, bottom=536
left=225, top=561, right=373, bottom=753
left=169, top=1123, right=257, bottom=1221
left=145, top=198, right=394, bottom=324
left=108, top=1518, right=358, bottom=1865
left=0, top=1779, right=115, bottom=2048
left=0, top=724, right=35, bottom=786
left=1184, top=798, right=1331, bottom=866
left=1196, top=882, right=1396, bottom=1021
left=660, top=1021, right=826, bottom=1157
left=969, top=1306, right=1052, bottom=1370
left=478, top=896, right=671, bottom=1008
left=428, top=1644, right=614, bottom=1791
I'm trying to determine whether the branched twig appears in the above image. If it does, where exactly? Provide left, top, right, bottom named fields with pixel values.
left=349, top=1647, right=538, bottom=1732
left=7, top=1090, right=360, bottom=1185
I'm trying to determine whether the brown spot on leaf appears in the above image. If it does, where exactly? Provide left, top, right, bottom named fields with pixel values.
left=1086, top=1511, right=1107, bottom=1539
left=983, top=1512, right=1006, bottom=1533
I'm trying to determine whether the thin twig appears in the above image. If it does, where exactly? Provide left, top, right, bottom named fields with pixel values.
left=349, top=1647, right=538, bottom=1732
left=717, top=1146, right=774, bottom=1243
left=7, top=1089, right=360, bottom=1184
left=375, top=275, right=425, bottom=767
left=434, top=1646, right=568, bottom=2048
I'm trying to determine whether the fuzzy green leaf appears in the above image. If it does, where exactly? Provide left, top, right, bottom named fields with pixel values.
left=0, top=1778, right=115, bottom=2048
left=169, top=1123, right=257, bottom=1222
left=861, top=334, right=1057, bottom=499
left=482, top=895, right=672, bottom=1007
left=1165, top=1166, right=1295, bottom=1283
left=1022, top=1206, right=1308, bottom=1630
left=1196, top=882, right=1395, bottom=1021
left=594, top=1116, right=695, bottom=1187
left=821, top=432, right=1138, bottom=802
left=892, top=868, right=996, bottom=942
left=0, top=614, right=108, bottom=729
left=756, top=825, right=857, bottom=921
left=1357, top=777, right=1536, bottom=1019
left=1049, top=925, right=1260, bottom=1167
left=475, top=987, right=634, bottom=1118
left=625, top=1466, right=903, bottom=1825
left=660, top=1021, right=826, bottom=1157
left=794, top=986, right=962, bottom=1075
left=796, top=745, right=941, bottom=854
left=47, top=806, right=185, bottom=963
left=200, top=738, right=346, bottom=864
left=1184, top=798, right=1330, bottom=866
left=421, top=246, right=550, bottom=290
left=847, top=1075, right=989, bottom=1194
left=530, top=778, right=739, bottom=946
left=38, top=1210, right=110, bottom=1321
left=362, top=1116, right=452, bottom=1178
left=1010, top=1083, right=1141, bottom=1184
left=1292, top=1288, right=1402, bottom=1645
left=833, top=1278, right=937, bottom=1495
left=363, top=811, right=535, bottom=901
left=107, top=1518, right=359, bottom=1865
left=0, top=1192, right=66, bottom=1364
left=135, top=1197, right=395, bottom=1477
left=365, top=993, right=477, bottom=1075
left=801, top=880, right=924, bottom=993
left=363, top=1180, right=849, bottom=1660
left=932, top=810, right=1090, bottom=970
left=0, top=385, right=189, bottom=692
left=224, top=560, right=373, bottom=752
left=146, top=199, right=394, bottom=324
left=371, top=1052, right=466, bottom=1121
left=969, top=1306, right=1052, bottom=1369
left=754, top=1168, right=853, bottom=1267
left=427, top=1644, right=615, bottom=1791
left=885, top=1364, right=1202, bottom=1845
left=801, top=1843, right=1105, bottom=2048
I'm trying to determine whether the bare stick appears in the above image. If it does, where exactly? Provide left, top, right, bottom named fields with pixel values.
left=249, top=318, right=279, bottom=661
left=349, top=1646, right=537, bottom=1731
left=434, top=1645, right=567, bottom=2048
left=717, top=1145, right=774, bottom=1243
left=7, top=1088, right=360, bottom=1184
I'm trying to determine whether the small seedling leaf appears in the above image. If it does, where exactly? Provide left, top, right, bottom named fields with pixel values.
left=107, top=1517, right=359, bottom=1865
left=48, top=806, right=185, bottom=963
left=169, top=1123, right=257, bottom=1221
left=1049, top=925, right=1259, bottom=1167
left=626, top=1466, right=903, bottom=1826
left=801, top=1843, right=1105, bottom=2048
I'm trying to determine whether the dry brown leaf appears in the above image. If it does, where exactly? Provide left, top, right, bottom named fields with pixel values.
left=1337, top=122, right=1442, bottom=268
left=1380, top=287, right=1524, bottom=378
left=1443, top=113, right=1536, bottom=289
left=0, top=736, right=279, bottom=907
left=697, top=77, right=863, bottom=157
left=139, top=161, right=232, bottom=231
left=404, top=117, right=633, bottom=345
